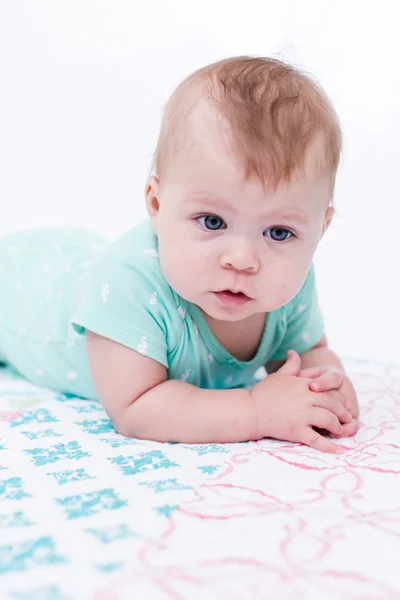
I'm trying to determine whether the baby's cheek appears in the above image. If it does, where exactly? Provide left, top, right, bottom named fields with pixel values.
left=160, top=244, right=200, bottom=290
left=273, top=280, right=296, bottom=306
left=270, top=272, right=306, bottom=308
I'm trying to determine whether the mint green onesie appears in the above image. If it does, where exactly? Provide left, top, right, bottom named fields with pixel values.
left=0, top=219, right=324, bottom=399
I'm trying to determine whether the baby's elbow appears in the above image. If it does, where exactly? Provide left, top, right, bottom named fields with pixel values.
left=111, top=402, right=149, bottom=440
left=109, top=406, right=135, bottom=438
left=113, top=419, right=131, bottom=438
left=109, top=412, right=128, bottom=437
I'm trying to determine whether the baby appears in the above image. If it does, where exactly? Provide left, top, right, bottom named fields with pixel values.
left=0, top=56, right=359, bottom=453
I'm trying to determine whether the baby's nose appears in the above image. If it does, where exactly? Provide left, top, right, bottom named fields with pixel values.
left=220, top=246, right=260, bottom=273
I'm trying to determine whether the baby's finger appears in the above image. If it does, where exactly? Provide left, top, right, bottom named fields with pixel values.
left=310, top=407, right=343, bottom=435
left=298, top=366, right=326, bottom=379
left=324, top=388, right=352, bottom=411
left=312, top=395, right=352, bottom=424
left=309, top=370, right=344, bottom=393
left=330, top=418, right=359, bottom=439
left=300, top=426, right=344, bottom=455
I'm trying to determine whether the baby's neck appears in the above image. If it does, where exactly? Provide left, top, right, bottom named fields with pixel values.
left=201, top=310, right=267, bottom=362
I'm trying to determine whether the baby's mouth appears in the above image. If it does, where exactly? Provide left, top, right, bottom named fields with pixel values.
left=213, top=290, right=252, bottom=307
left=221, top=290, right=248, bottom=298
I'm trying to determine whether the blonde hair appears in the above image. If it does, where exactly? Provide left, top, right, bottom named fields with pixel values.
left=153, top=56, right=342, bottom=190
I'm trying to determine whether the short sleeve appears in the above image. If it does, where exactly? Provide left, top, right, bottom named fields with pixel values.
left=70, top=256, right=173, bottom=368
left=269, top=263, right=325, bottom=360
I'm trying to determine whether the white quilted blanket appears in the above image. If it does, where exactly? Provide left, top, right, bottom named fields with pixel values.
left=1, top=359, right=400, bottom=600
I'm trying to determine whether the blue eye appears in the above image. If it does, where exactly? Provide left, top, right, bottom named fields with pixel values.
left=265, top=227, right=292, bottom=241
left=197, top=215, right=225, bottom=230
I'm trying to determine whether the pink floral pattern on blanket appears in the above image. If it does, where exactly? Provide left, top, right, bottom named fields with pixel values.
left=93, top=363, right=400, bottom=600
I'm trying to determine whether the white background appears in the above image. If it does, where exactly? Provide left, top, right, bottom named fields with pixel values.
left=0, top=0, right=399, bottom=364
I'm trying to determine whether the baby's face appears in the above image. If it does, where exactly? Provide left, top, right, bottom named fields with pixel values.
left=147, top=118, right=333, bottom=322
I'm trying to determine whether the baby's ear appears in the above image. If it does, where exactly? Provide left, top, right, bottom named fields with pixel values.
left=145, top=176, right=160, bottom=234
left=321, top=206, right=334, bottom=237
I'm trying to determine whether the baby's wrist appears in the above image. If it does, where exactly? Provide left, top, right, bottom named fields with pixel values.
left=250, top=377, right=279, bottom=441
left=250, top=387, right=262, bottom=441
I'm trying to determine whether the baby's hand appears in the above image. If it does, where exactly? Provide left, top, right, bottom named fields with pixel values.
left=298, top=362, right=359, bottom=438
left=251, top=351, right=352, bottom=454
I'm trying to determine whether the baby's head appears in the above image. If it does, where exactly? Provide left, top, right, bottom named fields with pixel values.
left=146, top=56, right=341, bottom=321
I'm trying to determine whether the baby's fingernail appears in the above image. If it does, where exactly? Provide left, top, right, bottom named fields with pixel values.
left=312, top=383, right=319, bottom=391
left=336, top=447, right=344, bottom=455
left=338, top=426, right=343, bottom=434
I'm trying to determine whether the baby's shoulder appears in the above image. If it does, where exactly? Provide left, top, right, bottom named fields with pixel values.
left=106, top=218, right=160, bottom=264
left=71, top=219, right=183, bottom=361
left=93, top=219, right=160, bottom=274
left=85, top=218, right=177, bottom=308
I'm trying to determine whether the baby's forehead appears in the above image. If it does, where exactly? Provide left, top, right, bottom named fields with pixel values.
left=174, top=98, right=231, bottom=152
left=163, top=99, right=248, bottom=174
left=166, top=117, right=330, bottom=193
left=167, top=153, right=332, bottom=217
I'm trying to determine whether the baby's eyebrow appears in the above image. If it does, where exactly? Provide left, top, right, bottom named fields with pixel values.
left=263, top=210, right=309, bottom=225
left=188, top=194, right=309, bottom=225
left=188, top=194, right=234, bottom=213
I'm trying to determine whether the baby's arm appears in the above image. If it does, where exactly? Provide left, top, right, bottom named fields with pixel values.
left=86, top=330, right=258, bottom=443
left=86, top=331, right=350, bottom=450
